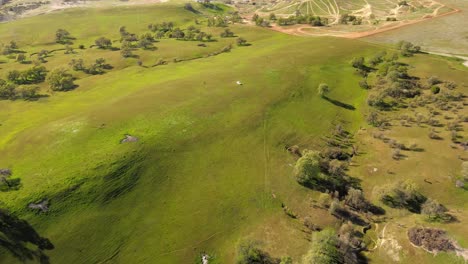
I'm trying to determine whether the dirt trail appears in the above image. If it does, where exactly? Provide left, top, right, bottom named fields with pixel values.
left=428, top=52, right=468, bottom=67
left=263, top=0, right=460, bottom=39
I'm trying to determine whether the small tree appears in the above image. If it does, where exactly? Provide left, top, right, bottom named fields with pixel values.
left=351, top=57, right=365, bottom=69
left=138, top=38, right=153, bottom=50
left=236, top=37, right=247, bottom=46
left=220, top=28, right=234, bottom=38
left=55, top=29, right=72, bottom=44
left=294, top=150, right=322, bottom=186
left=461, top=162, right=468, bottom=180
left=345, top=188, right=368, bottom=211
left=317, top=83, right=330, bottom=98
left=16, top=53, right=26, bottom=63
left=120, top=47, right=133, bottom=58
left=269, top=13, right=277, bottom=21
left=302, top=229, right=343, bottom=264
left=421, top=199, right=449, bottom=222
left=47, top=68, right=75, bottom=91
left=95, top=37, right=112, bottom=49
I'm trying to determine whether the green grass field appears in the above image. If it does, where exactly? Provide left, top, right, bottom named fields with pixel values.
left=0, top=2, right=467, bottom=264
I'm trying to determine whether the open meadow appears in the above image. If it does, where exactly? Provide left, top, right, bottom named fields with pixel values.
left=0, top=1, right=467, bottom=264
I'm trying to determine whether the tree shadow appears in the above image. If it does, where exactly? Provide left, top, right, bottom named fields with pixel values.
left=324, top=97, right=356, bottom=110
left=0, top=178, right=22, bottom=191
left=0, top=209, right=54, bottom=263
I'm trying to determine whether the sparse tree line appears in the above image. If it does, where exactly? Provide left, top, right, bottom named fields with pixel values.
left=338, top=14, right=362, bottom=25
left=0, top=14, right=252, bottom=101
left=353, top=41, right=464, bottom=146
left=251, top=13, right=327, bottom=27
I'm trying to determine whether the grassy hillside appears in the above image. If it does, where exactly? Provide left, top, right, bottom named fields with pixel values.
left=0, top=2, right=466, bottom=264
left=0, top=4, right=375, bottom=263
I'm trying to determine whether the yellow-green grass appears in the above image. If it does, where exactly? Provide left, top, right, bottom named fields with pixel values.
left=363, top=0, right=468, bottom=55
left=350, top=53, right=468, bottom=263
left=0, top=4, right=379, bottom=263
left=0, top=3, right=467, bottom=264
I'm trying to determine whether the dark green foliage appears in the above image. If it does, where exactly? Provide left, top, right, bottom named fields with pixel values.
left=396, top=40, right=421, bottom=57
left=207, top=16, right=228, bottom=27
left=47, top=68, right=75, bottom=91
left=421, top=199, right=451, bottom=222
left=377, top=181, right=426, bottom=213
left=277, top=14, right=326, bottom=26
left=294, top=150, right=322, bottom=186
left=220, top=28, right=234, bottom=38
left=15, top=53, right=26, bottom=63
left=1, top=41, right=19, bottom=55
left=0, top=79, right=17, bottom=99
left=294, top=150, right=353, bottom=195
left=7, top=66, right=47, bottom=85
left=0, top=79, right=41, bottom=100
left=55, top=29, right=73, bottom=44
left=236, top=241, right=278, bottom=264
left=0, top=209, right=54, bottom=262
left=358, top=79, right=369, bottom=89
left=431, top=85, right=440, bottom=94
left=69, top=58, right=85, bottom=71
left=95, top=37, right=112, bottom=49
left=183, top=3, right=197, bottom=13
left=303, top=229, right=343, bottom=264
left=236, top=37, right=247, bottom=46
left=339, top=14, right=362, bottom=25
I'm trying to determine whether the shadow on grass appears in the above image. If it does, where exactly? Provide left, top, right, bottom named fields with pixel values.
left=324, top=97, right=355, bottom=110
left=0, top=209, right=54, bottom=263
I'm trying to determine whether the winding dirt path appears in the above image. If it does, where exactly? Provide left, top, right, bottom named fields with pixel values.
left=262, top=0, right=461, bottom=39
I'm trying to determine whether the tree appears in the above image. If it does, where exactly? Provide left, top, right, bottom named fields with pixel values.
left=358, top=79, right=369, bottom=89
left=95, top=37, right=112, bottom=49
left=252, top=13, right=259, bottom=22
left=236, top=37, right=247, bottom=46
left=64, top=45, right=74, bottom=54
left=37, top=50, right=49, bottom=63
left=55, top=29, right=72, bottom=44
left=0, top=79, right=17, bottom=99
left=421, top=199, right=448, bottom=222
left=47, top=68, right=75, bottom=91
left=351, top=57, right=365, bottom=69
left=17, top=86, right=39, bottom=100
left=269, top=13, right=277, bottom=20
left=427, top=76, right=441, bottom=86
left=69, top=59, right=85, bottom=71
left=120, top=47, right=133, bottom=58
left=462, top=162, right=468, bottom=180
left=16, top=53, right=26, bottom=63
left=302, top=229, right=343, bottom=264
left=236, top=241, right=270, bottom=264
left=294, top=150, right=322, bottom=186
left=376, top=181, right=426, bottom=213
left=7, top=66, right=47, bottom=85
left=220, top=28, right=234, bottom=38
left=317, top=83, right=330, bottom=98
left=138, top=38, right=153, bottom=49
left=431, top=86, right=440, bottom=94
left=345, top=188, right=369, bottom=211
